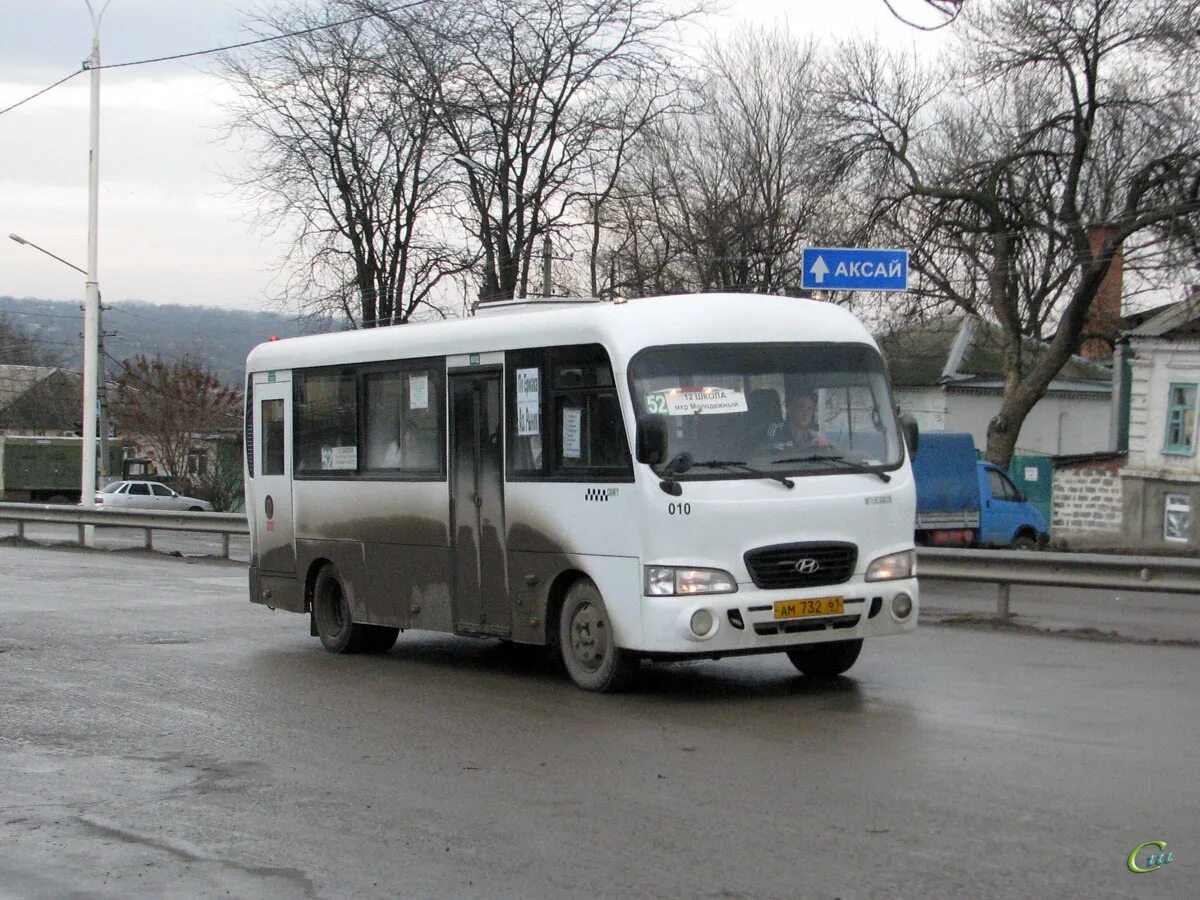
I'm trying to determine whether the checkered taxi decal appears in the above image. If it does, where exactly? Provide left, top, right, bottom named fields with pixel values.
left=585, top=488, right=619, bottom=502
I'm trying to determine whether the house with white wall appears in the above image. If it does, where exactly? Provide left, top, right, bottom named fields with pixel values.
left=1115, top=291, right=1200, bottom=550
left=878, top=316, right=1113, bottom=457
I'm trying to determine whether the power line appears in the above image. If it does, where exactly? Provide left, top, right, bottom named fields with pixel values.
left=0, top=308, right=84, bottom=321
left=0, top=70, right=81, bottom=118
left=0, top=0, right=433, bottom=121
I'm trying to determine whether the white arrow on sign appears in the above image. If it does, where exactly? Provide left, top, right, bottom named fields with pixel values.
left=809, top=255, right=829, bottom=284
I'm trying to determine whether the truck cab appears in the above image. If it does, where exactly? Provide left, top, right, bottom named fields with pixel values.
left=976, top=461, right=1048, bottom=549
left=912, top=431, right=1048, bottom=549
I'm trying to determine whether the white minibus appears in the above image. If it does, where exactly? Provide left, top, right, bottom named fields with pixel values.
left=244, top=294, right=919, bottom=691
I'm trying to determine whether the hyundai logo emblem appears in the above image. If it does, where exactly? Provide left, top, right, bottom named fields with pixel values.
left=794, top=558, right=820, bottom=575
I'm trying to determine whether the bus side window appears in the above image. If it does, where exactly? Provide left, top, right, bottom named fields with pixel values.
left=293, top=370, right=358, bottom=476
left=261, top=399, right=284, bottom=476
left=507, top=352, right=546, bottom=475
left=363, top=366, right=444, bottom=476
left=550, top=346, right=631, bottom=476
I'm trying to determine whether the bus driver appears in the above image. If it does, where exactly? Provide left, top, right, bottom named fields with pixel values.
left=767, top=388, right=832, bottom=450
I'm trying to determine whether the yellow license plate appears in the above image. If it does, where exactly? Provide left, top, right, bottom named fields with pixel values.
left=774, top=596, right=844, bottom=620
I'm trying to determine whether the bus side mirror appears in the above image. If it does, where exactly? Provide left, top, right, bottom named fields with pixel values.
left=635, top=415, right=669, bottom=465
left=899, top=414, right=919, bottom=458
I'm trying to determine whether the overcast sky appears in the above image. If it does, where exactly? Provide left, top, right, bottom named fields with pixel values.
left=0, top=0, right=946, bottom=314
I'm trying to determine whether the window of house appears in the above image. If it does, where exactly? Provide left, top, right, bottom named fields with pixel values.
left=1163, top=383, right=1197, bottom=455
left=1164, top=494, right=1191, bottom=543
left=188, top=449, right=209, bottom=477
left=363, top=365, right=444, bottom=475
left=294, top=370, right=358, bottom=476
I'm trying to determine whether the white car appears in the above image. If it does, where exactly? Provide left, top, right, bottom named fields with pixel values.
left=94, top=480, right=214, bottom=512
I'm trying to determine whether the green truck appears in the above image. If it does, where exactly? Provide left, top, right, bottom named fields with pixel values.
left=0, top=436, right=125, bottom=504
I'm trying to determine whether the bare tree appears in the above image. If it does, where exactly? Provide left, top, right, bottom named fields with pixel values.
left=832, top=0, right=1200, bottom=466
left=223, top=2, right=472, bottom=327
left=880, top=0, right=964, bottom=30
left=111, top=355, right=242, bottom=495
left=606, top=27, right=858, bottom=299
left=0, top=314, right=59, bottom=366
left=369, top=0, right=695, bottom=302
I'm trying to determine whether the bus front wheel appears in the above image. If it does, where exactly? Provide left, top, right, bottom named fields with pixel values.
left=785, top=638, right=863, bottom=679
left=559, top=579, right=639, bottom=692
left=312, top=564, right=397, bottom=654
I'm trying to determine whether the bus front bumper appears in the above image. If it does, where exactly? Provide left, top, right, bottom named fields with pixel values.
left=632, top=578, right=918, bottom=659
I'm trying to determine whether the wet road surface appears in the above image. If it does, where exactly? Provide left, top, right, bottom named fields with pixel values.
left=0, top=544, right=1196, bottom=898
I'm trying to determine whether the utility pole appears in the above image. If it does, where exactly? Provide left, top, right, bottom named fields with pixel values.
left=542, top=231, right=552, bottom=298
left=80, top=1, right=108, bottom=542
left=97, top=299, right=112, bottom=482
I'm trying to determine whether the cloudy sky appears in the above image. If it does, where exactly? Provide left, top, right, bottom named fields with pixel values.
left=0, top=0, right=945, bottom=313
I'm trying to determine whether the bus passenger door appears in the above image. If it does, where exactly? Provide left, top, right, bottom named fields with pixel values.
left=449, top=371, right=509, bottom=636
left=254, top=378, right=296, bottom=576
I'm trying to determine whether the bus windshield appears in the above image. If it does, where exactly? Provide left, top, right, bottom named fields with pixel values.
left=628, top=343, right=903, bottom=478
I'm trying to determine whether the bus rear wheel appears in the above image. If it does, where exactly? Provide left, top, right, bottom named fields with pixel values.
left=785, top=638, right=863, bottom=678
left=312, top=564, right=397, bottom=653
left=559, top=579, right=639, bottom=692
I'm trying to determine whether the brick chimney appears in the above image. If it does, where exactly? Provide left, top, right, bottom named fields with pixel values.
left=1080, top=224, right=1123, bottom=360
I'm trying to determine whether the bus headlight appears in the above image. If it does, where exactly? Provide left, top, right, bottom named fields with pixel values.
left=644, top=566, right=738, bottom=596
left=865, top=550, right=916, bottom=582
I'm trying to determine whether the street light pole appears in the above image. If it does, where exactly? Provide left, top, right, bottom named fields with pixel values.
left=80, top=1, right=110, bottom=540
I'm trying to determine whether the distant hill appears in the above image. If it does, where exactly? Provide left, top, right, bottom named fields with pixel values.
left=0, top=297, right=334, bottom=386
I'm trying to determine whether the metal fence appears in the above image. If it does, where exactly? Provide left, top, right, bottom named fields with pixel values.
left=0, top=502, right=248, bottom=558
left=1, top=503, right=1197, bottom=615
left=918, top=546, right=1200, bottom=616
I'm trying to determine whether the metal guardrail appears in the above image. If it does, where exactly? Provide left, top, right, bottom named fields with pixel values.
left=0, top=502, right=248, bottom=558
left=918, top=546, right=1200, bottom=617
left=1, top=503, right=1196, bottom=613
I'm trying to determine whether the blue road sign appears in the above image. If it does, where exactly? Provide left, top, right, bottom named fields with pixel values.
left=801, top=247, right=909, bottom=291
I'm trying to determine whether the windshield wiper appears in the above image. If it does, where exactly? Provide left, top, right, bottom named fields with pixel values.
left=773, top=454, right=891, bottom=483
left=691, top=459, right=794, bottom=489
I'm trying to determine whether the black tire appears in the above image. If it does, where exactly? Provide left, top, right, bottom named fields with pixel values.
left=361, top=625, right=400, bottom=654
left=1011, top=532, right=1037, bottom=551
left=312, top=563, right=374, bottom=653
left=786, top=638, right=863, bottom=678
left=188, top=506, right=204, bottom=512
left=558, top=579, right=639, bottom=692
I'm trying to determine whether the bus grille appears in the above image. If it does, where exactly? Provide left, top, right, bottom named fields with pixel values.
left=743, top=542, right=858, bottom=590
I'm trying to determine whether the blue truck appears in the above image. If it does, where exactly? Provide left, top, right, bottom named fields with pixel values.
left=912, top=432, right=1048, bottom=549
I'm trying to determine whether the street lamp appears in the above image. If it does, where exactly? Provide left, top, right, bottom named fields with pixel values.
left=8, top=233, right=111, bottom=486
left=77, top=0, right=111, bottom=539
left=8, top=233, right=86, bottom=274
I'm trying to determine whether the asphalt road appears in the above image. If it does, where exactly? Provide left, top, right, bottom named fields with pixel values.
left=0, top=544, right=1197, bottom=899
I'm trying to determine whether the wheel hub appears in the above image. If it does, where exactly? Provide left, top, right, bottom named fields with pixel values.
left=569, top=602, right=607, bottom=671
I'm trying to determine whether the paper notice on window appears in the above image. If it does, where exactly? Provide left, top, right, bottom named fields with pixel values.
left=322, top=445, right=358, bottom=470
left=1024, top=466, right=1038, bottom=482
left=517, top=367, right=540, bottom=436
left=562, top=407, right=582, bottom=459
left=409, top=374, right=429, bottom=410
left=648, top=387, right=748, bottom=416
